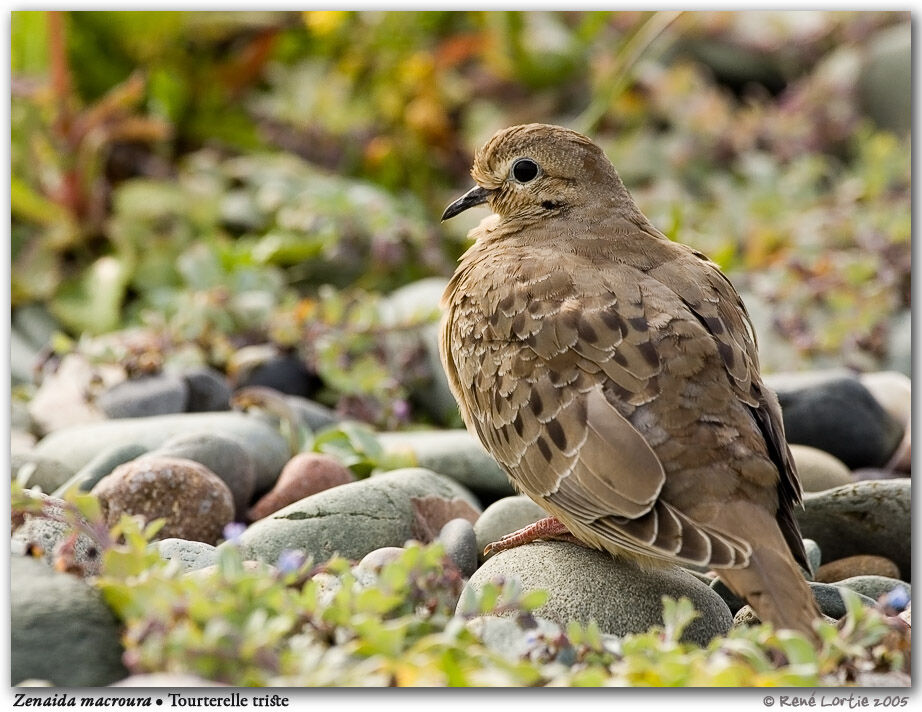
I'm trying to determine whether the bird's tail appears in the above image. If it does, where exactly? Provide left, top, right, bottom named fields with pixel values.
left=713, top=506, right=821, bottom=642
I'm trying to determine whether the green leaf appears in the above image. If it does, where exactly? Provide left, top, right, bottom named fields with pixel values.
left=51, top=255, right=132, bottom=334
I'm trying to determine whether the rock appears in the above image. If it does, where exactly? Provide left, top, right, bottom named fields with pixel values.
left=11, top=452, right=76, bottom=493
left=11, top=492, right=103, bottom=576
left=238, top=468, right=479, bottom=566
left=285, top=395, right=339, bottom=431
left=438, top=518, right=479, bottom=577
left=774, top=376, right=904, bottom=469
left=28, top=353, right=110, bottom=434
left=835, top=576, right=910, bottom=603
left=182, top=366, right=232, bottom=412
left=97, top=373, right=190, bottom=418
left=466, top=615, right=565, bottom=660
left=11, top=555, right=127, bottom=686
left=858, top=23, right=911, bottom=134
left=790, top=445, right=853, bottom=492
left=860, top=371, right=911, bottom=428
left=461, top=541, right=732, bottom=646
left=247, top=452, right=355, bottom=521
left=474, top=496, right=547, bottom=557
left=154, top=538, right=218, bottom=572
left=814, top=554, right=901, bottom=583
left=809, top=582, right=875, bottom=619
left=378, top=430, right=514, bottom=499
left=234, top=351, right=320, bottom=398
left=355, top=547, right=406, bottom=573
left=51, top=442, right=149, bottom=497
left=852, top=468, right=907, bottom=482
left=151, top=432, right=257, bottom=520
left=732, top=605, right=762, bottom=630
left=803, top=538, right=822, bottom=579
left=795, top=479, right=910, bottom=581
left=33, top=412, right=289, bottom=494
left=92, top=456, right=235, bottom=545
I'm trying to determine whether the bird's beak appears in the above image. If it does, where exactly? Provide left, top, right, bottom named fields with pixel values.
left=441, top=185, right=492, bottom=222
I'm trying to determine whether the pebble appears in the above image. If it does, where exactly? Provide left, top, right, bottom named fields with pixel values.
left=377, top=430, right=514, bottom=499
left=438, top=518, right=479, bottom=577
left=474, top=496, right=548, bottom=558
left=466, top=615, right=566, bottom=660
left=809, top=582, right=876, bottom=619
left=814, top=554, right=901, bottom=583
left=11, top=492, right=103, bottom=576
left=151, top=431, right=257, bottom=520
left=859, top=371, right=911, bottom=427
left=790, top=444, right=853, bottom=492
left=182, top=365, right=233, bottom=412
left=154, top=538, right=218, bottom=572
left=803, top=538, right=822, bottom=579
left=835, top=576, right=910, bottom=603
left=858, top=22, right=910, bottom=134
left=11, top=555, right=127, bottom=686
left=883, top=309, right=911, bottom=377
left=51, top=442, right=149, bottom=497
left=92, top=456, right=235, bottom=545
left=774, top=376, right=903, bottom=469
left=247, top=452, right=355, bottom=521
left=462, top=541, right=732, bottom=646
left=28, top=353, right=110, bottom=434
left=796, top=478, right=910, bottom=581
left=355, top=547, right=406, bottom=573
left=33, top=411, right=290, bottom=494
left=97, top=373, right=190, bottom=419
left=285, top=395, right=340, bottom=431
left=238, top=467, right=479, bottom=566
left=233, top=351, right=320, bottom=398
left=11, top=452, right=76, bottom=493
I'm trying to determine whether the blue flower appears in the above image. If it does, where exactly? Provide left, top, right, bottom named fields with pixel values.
left=276, top=549, right=307, bottom=574
left=882, top=585, right=910, bottom=612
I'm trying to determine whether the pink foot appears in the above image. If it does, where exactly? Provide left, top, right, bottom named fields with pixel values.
left=484, top=516, right=581, bottom=556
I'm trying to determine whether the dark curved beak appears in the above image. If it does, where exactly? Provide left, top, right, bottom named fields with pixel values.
left=441, top=185, right=492, bottom=222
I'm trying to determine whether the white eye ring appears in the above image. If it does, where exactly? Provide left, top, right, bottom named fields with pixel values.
left=510, top=158, right=540, bottom=184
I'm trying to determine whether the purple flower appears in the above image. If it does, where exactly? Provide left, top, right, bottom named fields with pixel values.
left=276, top=549, right=306, bottom=574
left=223, top=522, right=246, bottom=543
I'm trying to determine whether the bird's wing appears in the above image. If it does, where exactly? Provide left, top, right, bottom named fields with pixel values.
left=456, top=255, right=753, bottom=567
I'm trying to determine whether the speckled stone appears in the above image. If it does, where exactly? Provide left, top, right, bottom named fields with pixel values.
left=92, top=456, right=234, bottom=545
left=11, top=492, right=102, bottom=576
left=247, top=452, right=355, bottom=521
left=814, top=554, right=901, bottom=583
left=154, top=538, right=219, bottom=572
left=51, top=442, right=148, bottom=497
left=461, top=541, right=732, bottom=646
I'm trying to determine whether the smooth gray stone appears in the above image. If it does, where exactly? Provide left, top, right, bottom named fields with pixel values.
left=809, top=582, right=875, bottom=619
left=285, top=394, right=339, bottom=431
left=238, top=468, right=479, bottom=566
left=858, top=23, right=911, bottom=134
left=12, top=452, right=76, bottom=493
left=835, top=575, right=910, bottom=603
left=803, top=538, right=821, bottom=579
left=97, top=373, right=190, bottom=419
left=51, top=442, right=148, bottom=497
left=796, top=479, right=911, bottom=581
left=154, top=539, right=219, bottom=572
left=182, top=366, right=232, bottom=412
left=11, top=555, right=127, bottom=686
left=33, top=412, right=289, bottom=494
left=438, top=518, right=479, bottom=577
left=378, top=429, right=514, bottom=497
left=462, top=541, right=732, bottom=646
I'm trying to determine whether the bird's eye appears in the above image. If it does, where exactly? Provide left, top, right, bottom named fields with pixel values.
left=511, top=158, right=540, bottom=183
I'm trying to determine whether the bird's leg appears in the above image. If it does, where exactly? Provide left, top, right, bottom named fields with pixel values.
left=484, top=516, right=581, bottom=556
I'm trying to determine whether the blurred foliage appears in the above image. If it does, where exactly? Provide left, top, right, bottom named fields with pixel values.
left=11, top=10, right=911, bottom=426
left=11, top=482, right=912, bottom=686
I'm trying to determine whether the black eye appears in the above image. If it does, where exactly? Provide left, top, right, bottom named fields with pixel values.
left=511, top=158, right=539, bottom=183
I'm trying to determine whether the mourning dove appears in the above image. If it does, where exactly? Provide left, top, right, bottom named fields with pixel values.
left=439, top=123, right=821, bottom=638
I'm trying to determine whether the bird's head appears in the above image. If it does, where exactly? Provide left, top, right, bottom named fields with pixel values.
left=441, top=123, right=627, bottom=223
